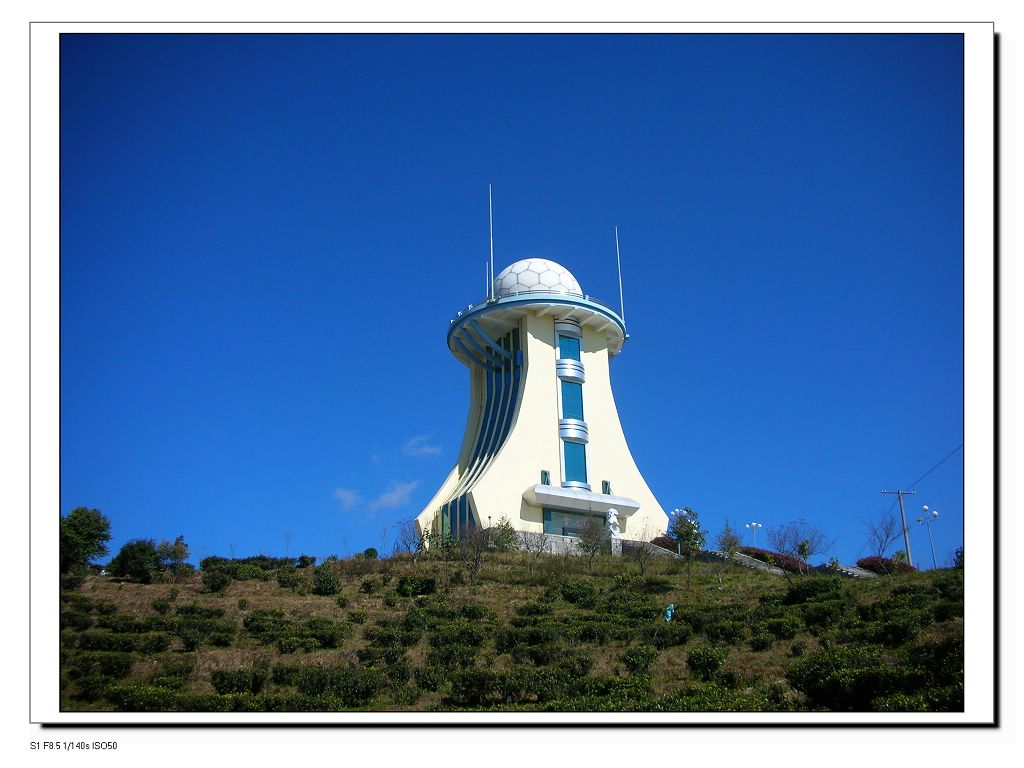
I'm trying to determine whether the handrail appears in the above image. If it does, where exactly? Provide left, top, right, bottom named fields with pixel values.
left=450, top=288, right=623, bottom=325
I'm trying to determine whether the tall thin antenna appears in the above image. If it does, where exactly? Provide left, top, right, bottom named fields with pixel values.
left=614, top=225, right=625, bottom=325
left=488, top=184, right=495, bottom=300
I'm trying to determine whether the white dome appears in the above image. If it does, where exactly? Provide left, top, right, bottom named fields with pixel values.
left=493, top=259, right=582, bottom=299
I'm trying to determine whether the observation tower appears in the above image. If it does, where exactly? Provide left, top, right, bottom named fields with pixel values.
left=415, top=258, right=669, bottom=543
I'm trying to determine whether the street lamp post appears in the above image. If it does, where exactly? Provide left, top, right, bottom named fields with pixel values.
left=745, top=522, right=762, bottom=548
left=916, top=505, right=939, bottom=570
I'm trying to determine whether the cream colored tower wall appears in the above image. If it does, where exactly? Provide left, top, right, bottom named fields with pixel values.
left=577, top=324, right=669, bottom=538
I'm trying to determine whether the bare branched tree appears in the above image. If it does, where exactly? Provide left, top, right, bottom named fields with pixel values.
left=628, top=525, right=657, bottom=577
left=395, top=520, right=428, bottom=565
left=863, top=510, right=902, bottom=577
left=458, top=525, right=491, bottom=583
left=520, top=530, right=550, bottom=575
left=766, top=518, right=833, bottom=579
left=577, top=517, right=605, bottom=572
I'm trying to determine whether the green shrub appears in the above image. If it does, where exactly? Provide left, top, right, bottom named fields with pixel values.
left=459, top=603, right=494, bottom=621
left=77, top=631, right=137, bottom=653
left=202, top=569, right=232, bottom=594
left=68, top=650, right=134, bottom=680
left=347, top=611, right=368, bottom=625
left=61, top=610, right=94, bottom=631
left=800, top=598, right=852, bottom=629
left=278, top=636, right=319, bottom=654
left=72, top=674, right=117, bottom=702
left=363, top=547, right=378, bottom=560
left=790, top=640, right=807, bottom=657
left=336, top=595, right=350, bottom=609
left=277, top=565, right=303, bottom=590
left=243, top=609, right=292, bottom=643
left=413, top=666, right=447, bottom=692
left=426, top=644, right=479, bottom=668
left=151, top=599, right=171, bottom=615
left=622, top=645, right=659, bottom=675
left=305, top=616, right=349, bottom=648
left=137, top=632, right=173, bottom=653
left=686, top=646, right=726, bottom=681
left=765, top=615, right=802, bottom=640
left=96, top=602, right=118, bottom=616
left=211, top=663, right=270, bottom=695
left=312, top=564, right=340, bottom=596
left=786, top=644, right=927, bottom=710
left=294, top=666, right=385, bottom=706
left=637, top=620, right=692, bottom=649
left=750, top=632, right=774, bottom=651
left=560, top=579, right=599, bottom=608
left=704, top=620, right=748, bottom=645
left=359, top=578, right=378, bottom=594
left=783, top=577, right=843, bottom=604
left=396, top=575, right=436, bottom=597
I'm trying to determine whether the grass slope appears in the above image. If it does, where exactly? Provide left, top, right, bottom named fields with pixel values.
left=59, top=551, right=964, bottom=713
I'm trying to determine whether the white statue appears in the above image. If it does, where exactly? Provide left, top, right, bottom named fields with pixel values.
left=606, top=508, right=621, bottom=539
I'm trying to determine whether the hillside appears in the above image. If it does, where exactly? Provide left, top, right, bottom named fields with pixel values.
left=59, top=550, right=964, bottom=713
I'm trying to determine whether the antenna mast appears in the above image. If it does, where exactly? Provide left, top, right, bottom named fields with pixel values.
left=614, top=226, right=625, bottom=325
left=488, top=184, right=495, bottom=300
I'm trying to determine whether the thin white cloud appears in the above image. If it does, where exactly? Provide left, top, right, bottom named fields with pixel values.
left=369, top=480, right=421, bottom=511
left=333, top=487, right=361, bottom=511
left=403, top=435, right=441, bottom=457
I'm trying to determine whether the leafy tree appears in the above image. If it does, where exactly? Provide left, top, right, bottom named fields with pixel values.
left=156, top=535, right=191, bottom=582
left=714, top=519, right=742, bottom=588
left=670, top=508, right=706, bottom=590
left=489, top=516, right=520, bottom=552
left=312, top=563, right=340, bottom=596
left=952, top=546, right=964, bottom=570
left=363, top=547, right=378, bottom=560
left=109, top=539, right=160, bottom=583
left=427, top=530, right=458, bottom=584
left=296, top=554, right=316, bottom=568
left=59, top=507, right=112, bottom=573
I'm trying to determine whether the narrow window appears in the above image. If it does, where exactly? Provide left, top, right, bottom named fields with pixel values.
left=541, top=469, right=550, bottom=485
left=602, top=480, right=611, bottom=495
left=560, top=380, right=584, bottom=420
left=558, top=334, right=581, bottom=361
left=563, top=441, right=588, bottom=484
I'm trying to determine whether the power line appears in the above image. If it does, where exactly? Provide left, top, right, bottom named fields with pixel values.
left=907, top=443, right=963, bottom=490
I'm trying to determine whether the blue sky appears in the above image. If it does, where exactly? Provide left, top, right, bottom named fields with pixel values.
left=60, top=33, right=964, bottom=569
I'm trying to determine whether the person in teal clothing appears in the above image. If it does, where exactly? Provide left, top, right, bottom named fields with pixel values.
left=664, top=603, right=675, bottom=622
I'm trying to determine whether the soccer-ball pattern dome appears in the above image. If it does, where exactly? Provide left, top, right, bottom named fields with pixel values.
left=493, top=259, right=583, bottom=298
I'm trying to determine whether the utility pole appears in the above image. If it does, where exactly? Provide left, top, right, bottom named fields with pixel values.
left=881, top=489, right=917, bottom=567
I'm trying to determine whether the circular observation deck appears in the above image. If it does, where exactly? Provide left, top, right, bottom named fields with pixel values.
left=447, top=259, right=626, bottom=369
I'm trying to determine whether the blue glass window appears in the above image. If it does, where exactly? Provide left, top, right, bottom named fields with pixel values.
left=558, top=334, right=581, bottom=361
left=560, top=380, right=584, bottom=420
left=563, top=440, right=587, bottom=484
